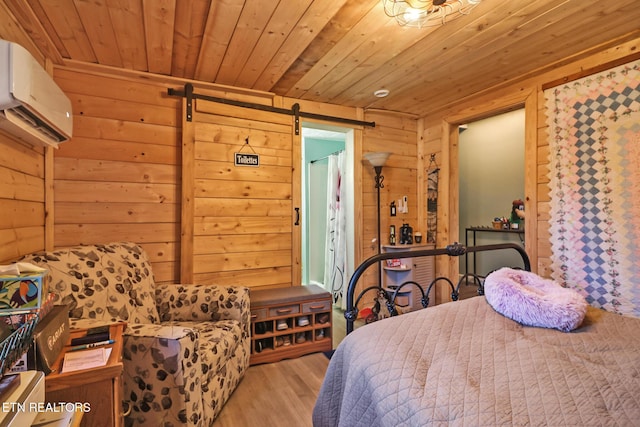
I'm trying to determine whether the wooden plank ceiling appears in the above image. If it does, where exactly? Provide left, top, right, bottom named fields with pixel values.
left=2, top=0, right=640, bottom=117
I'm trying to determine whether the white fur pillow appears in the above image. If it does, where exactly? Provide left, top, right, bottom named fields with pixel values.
left=484, top=268, right=588, bottom=332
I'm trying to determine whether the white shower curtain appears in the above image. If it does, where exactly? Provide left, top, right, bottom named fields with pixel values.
left=323, top=151, right=348, bottom=309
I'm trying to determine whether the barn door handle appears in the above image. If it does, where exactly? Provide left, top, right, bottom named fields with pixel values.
left=294, top=207, right=300, bottom=226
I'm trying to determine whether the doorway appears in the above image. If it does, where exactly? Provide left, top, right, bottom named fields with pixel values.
left=458, top=109, right=526, bottom=279
left=301, top=124, right=355, bottom=310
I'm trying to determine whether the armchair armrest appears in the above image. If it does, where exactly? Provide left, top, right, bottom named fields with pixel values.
left=122, top=323, right=202, bottom=426
left=155, top=284, right=250, bottom=338
left=125, top=323, right=197, bottom=340
left=67, top=318, right=126, bottom=331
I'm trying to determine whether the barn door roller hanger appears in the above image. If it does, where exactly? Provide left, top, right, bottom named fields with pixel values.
left=168, top=83, right=376, bottom=134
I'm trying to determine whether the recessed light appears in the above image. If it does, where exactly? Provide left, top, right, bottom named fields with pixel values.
left=374, top=89, right=389, bottom=98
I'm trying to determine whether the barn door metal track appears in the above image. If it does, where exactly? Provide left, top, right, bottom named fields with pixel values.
left=168, top=83, right=375, bottom=135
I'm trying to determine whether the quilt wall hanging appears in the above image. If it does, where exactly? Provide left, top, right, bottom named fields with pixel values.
left=544, top=59, right=640, bottom=318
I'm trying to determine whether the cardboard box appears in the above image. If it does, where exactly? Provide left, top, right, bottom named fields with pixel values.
left=385, top=259, right=402, bottom=268
left=2, top=292, right=56, bottom=328
left=0, top=272, right=48, bottom=314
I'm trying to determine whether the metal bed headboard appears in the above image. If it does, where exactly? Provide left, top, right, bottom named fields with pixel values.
left=344, top=242, right=531, bottom=334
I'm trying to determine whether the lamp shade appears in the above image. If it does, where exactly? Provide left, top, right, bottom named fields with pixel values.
left=363, top=152, right=391, bottom=167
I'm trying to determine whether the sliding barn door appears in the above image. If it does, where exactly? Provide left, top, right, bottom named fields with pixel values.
left=181, top=97, right=297, bottom=289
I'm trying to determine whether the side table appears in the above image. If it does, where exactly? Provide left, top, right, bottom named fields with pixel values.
left=44, top=322, right=126, bottom=427
left=464, top=226, right=525, bottom=279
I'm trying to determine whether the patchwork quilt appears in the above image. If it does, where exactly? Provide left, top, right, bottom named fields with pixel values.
left=545, top=59, right=640, bottom=317
left=313, top=297, right=640, bottom=426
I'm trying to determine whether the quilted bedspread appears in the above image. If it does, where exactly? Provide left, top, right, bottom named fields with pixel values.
left=313, top=297, right=640, bottom=427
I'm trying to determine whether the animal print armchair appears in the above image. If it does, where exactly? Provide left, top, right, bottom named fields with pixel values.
left=21, top=242, right=250, bottom=426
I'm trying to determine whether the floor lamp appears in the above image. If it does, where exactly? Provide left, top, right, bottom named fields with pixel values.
left=363, top=152, right=391, bottom=288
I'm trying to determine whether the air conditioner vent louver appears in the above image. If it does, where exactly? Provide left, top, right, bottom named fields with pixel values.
left=5, top=106, right=67, bottom=143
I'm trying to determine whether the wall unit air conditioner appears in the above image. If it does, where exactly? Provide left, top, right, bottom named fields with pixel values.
left=0, top=40, right=72, bottom=148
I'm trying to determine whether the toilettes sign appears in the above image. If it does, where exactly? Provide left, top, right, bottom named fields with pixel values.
left=234, top=153, right=260, bottom=167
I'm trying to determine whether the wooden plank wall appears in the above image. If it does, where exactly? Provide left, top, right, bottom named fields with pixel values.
left=421, top=36, right=640, bottom=291
left=0, top=135, right=46, bottom=263
left=3, top=36, right=636, bottom=298
left=15, top=65, right=398, bottom=292
left=51, top=68, right=182, bottom=284
left=360, top=111, right=420, bottom=292
left=0, top=3, right=50, bottom=264
left=363, top=111, right=420, bottom=247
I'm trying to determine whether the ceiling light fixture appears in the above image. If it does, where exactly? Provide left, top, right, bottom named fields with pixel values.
left=374, top=89, right=390, bottom=98
left=382, top=0, right=481, bottom=28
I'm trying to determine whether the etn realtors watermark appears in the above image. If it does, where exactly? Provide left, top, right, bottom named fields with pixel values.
left=2, top=401, right=91, bottom=413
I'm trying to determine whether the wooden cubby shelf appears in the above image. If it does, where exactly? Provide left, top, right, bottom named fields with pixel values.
left=249, top=284, right=332, bottom=365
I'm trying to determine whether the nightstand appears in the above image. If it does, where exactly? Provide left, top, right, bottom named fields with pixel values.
left=44, top=322, right=126, bottom=427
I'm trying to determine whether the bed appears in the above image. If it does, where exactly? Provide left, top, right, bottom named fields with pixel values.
left=313, top=244, right=640, bottom=426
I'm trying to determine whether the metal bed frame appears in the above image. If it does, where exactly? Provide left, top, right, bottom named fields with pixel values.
left=344, top=242, right=531, bottom=334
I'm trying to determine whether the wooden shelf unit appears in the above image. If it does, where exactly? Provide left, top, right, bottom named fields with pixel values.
left=250, top=285, right=332, bottom=365
left=382, top=244, right=435, bottom=311
left=45, top=322, right=126, bottom=427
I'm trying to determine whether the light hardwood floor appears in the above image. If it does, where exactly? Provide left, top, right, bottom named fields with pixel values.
left=213, top=307, right=348, bottom=426
left=213, top=352, right=330, bottom=426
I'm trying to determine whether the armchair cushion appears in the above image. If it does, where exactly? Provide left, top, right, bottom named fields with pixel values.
left=155, top=284, right=251, bottom=339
